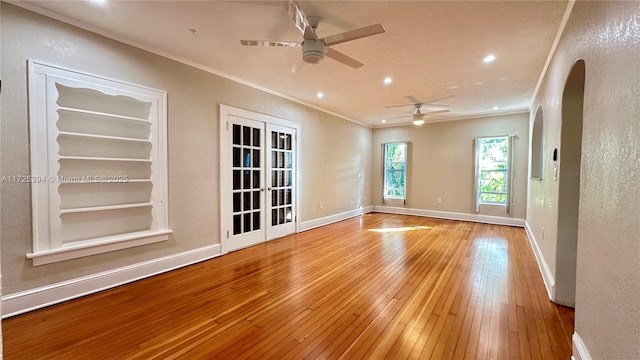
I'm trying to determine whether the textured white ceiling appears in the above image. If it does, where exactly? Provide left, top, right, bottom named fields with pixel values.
left=19, top=0, right=568, bottom=127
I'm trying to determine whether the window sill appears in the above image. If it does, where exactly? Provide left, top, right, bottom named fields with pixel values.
left=478, top=202, right=507, bottom=207
left=26, top=230, right=172, bottom=266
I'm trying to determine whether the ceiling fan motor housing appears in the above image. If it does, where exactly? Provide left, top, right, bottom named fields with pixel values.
left=302, top=39, right=325, bottom=65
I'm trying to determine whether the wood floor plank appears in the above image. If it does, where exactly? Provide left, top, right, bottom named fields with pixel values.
left=2, top=213, right=574, bottom=360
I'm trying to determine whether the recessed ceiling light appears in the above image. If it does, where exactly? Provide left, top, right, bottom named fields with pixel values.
left=88, top=0, right=107, bottom=4
left=381, top=119, right=386, bottom=123
left=493, top=106, right=499, bottom=110
left=383, top=77, right=393, bottom=85
left=483, top=54, right=496, bottom=63
left=316, top=92, right=324, bottom=98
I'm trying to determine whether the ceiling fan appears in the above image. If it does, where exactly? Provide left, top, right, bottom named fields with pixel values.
left=240, top=0, right=386, bottom=70
left=385, top=95, right=455, bottom=125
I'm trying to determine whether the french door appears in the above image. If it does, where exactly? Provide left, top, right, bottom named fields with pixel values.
left=266, top=124, right=296, bottom=240
left=228, top=117, right=265, bottom=251
left=221, top=106, right=298, bottom=253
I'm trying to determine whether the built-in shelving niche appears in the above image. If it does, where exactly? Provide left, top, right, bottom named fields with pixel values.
left=27, top=60, right=170, bottom=265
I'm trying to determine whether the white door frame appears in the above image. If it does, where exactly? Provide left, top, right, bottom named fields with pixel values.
left=219, top=104, right=301, bottom=254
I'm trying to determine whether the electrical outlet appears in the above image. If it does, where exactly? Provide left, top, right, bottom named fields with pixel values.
left=319, top=202, right=323, bottom=209
left=437, top=197, right=442, bottom=204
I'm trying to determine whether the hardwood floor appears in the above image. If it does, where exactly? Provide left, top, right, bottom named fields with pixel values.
left=2, top=213, right=574, bottom=359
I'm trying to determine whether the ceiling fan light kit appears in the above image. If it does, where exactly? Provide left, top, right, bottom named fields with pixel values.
left=302, top=40, right=325, bottom=65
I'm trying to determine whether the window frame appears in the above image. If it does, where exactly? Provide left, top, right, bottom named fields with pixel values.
left=476, top=136, right=510, bottom=206
left=383, top=142, right=407, bottom=200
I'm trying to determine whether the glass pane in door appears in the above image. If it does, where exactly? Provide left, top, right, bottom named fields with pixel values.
left=270, top=131, right=294, bottom=226
left=232, top=125, right=262, bottom=236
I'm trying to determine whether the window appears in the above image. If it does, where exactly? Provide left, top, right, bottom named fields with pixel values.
left=383, top=142, right=407, bottom=199
left=26, top=60, right=170, bottom=265
left=476, top=137, right=509, bottom=204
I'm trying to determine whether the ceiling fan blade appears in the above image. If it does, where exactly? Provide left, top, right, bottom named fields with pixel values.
left=387, top=108, right=450, bottom=120
left=240, top=40, right=300, bottom=47
left=385, top=95, right=456, bottom=108
left=385, top=103, right=415, bottom=108
left=422, top=94, right=456, bottom=104
left=423, top=109, right=450, bottom=115
left=321, top=24, right=386, bottom=46
left=289, top=56, right=303, bottom=73
left=386, top=115, right=412, bottom=119
left=405, top=95, right=421, bottom=104
left=282, top=0, right=318, bottom=41
left=325, top=47, right=363, bottom=68
left=421, top=103, right=450, bottom=108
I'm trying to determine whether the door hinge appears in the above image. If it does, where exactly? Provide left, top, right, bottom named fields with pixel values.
left=226, top=121, right=229, bottom=130
left=226, top=230, right=229, bottom=239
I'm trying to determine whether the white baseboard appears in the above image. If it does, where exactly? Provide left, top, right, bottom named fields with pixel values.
left=524, top=221, right=556, bottom=300
left=572, top=332, right=592, bottom=360
left=300, top=206, right=374, bottom=232
left=372, top=206, right=526, bottom=227
left=2, top=244, right=221, bottom=318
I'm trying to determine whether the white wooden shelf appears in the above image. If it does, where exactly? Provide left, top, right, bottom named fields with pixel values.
left=58, top=131, right=150, bottom=143
left=58, top=106, right=151, bottom=124
left=122, top=178, right=152, bottom=183
left=59, top=156, right=152, bottom=163
left=60, top=202, right=152, bottom=214
left=28, top=60, right=169, bottom=265
left=58, top=178, right=152, bottom=184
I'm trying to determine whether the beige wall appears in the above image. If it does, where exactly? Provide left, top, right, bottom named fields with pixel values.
left=0, top=1, right=3, bottom=351
left=372, top=113, right=529, bottom=220
left=528, top=1, right=640, bottom=358
left=0, top=4, right=372, bottom=295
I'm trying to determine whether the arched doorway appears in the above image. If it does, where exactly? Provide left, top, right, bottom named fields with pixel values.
left=555, top=59, right=585, bottom=307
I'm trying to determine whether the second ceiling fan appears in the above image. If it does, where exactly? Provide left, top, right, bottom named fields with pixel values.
left=386, top=95, right=455, bottom=125
left=240, top=0, right=386, bottom=70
